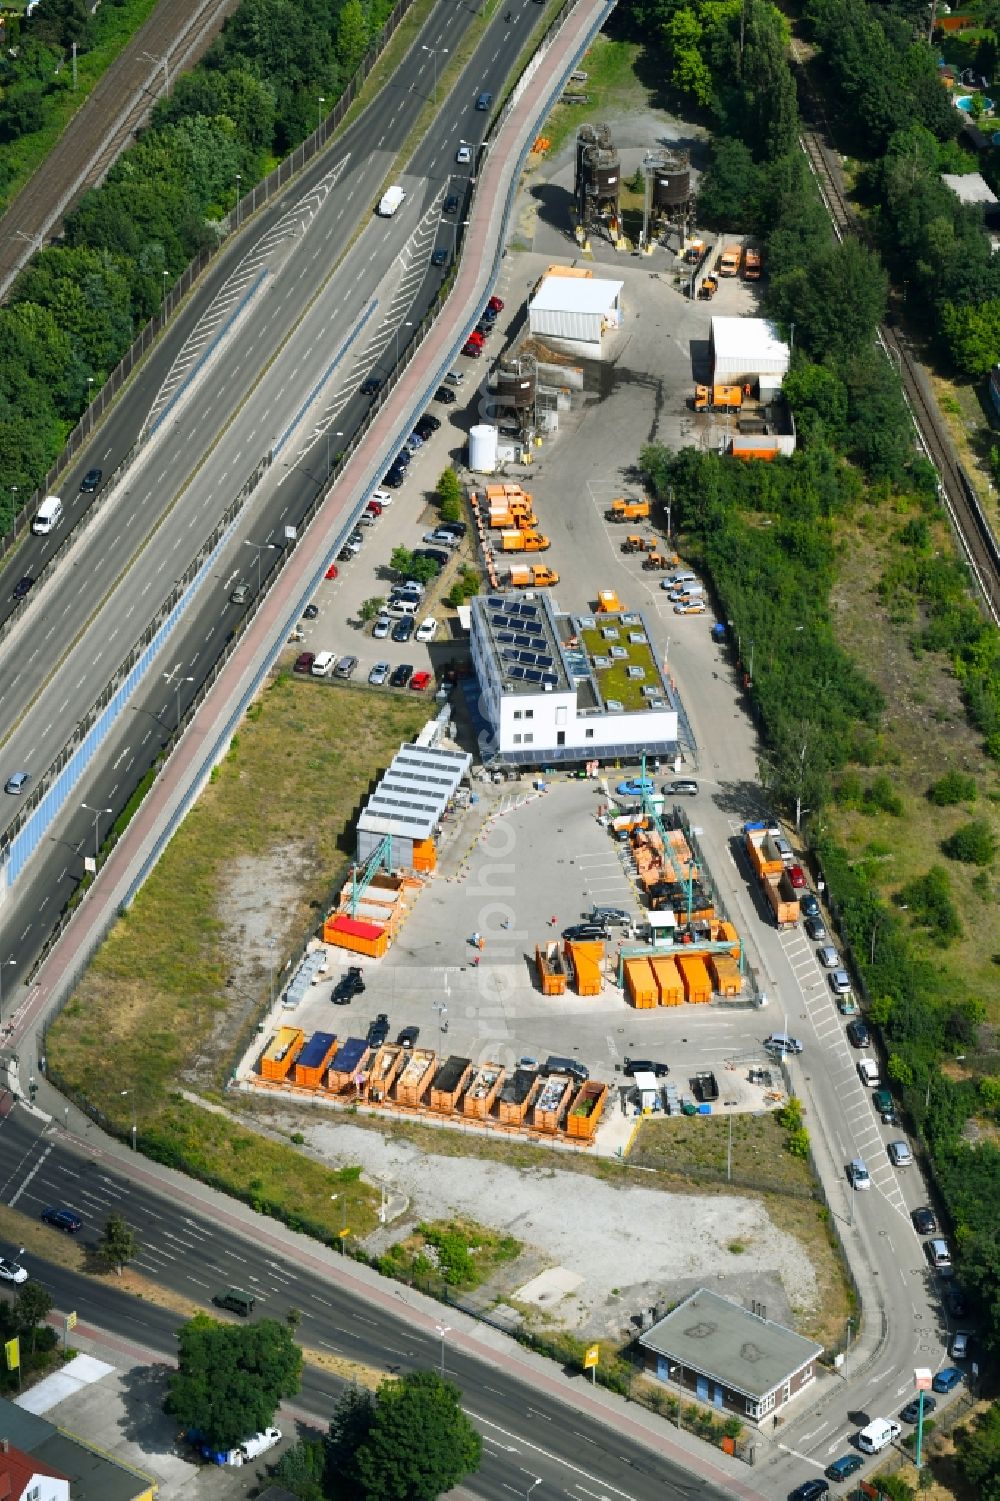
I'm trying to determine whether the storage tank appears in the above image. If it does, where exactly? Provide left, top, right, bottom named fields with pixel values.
left=495, top=356, right=537, bottom=411
left=574, top=123, right=620, bottom=226
left=468, top=423, right=499, bottom=473
left=651, top=148, right=691, bottom=212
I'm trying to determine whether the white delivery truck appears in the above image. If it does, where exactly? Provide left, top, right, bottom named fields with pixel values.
left=377, top=185, right=405, bottom=216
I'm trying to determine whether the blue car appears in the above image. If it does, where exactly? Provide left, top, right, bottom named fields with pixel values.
left=616, top=778, right=654, bottom=797
left=825, top=1454, right=863, bottom=1482
left=932, top=1366, right=963, bottom=1393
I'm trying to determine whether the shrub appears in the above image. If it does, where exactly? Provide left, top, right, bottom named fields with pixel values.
left=895, top=865, right=962, bottom=944
left=942, top=819, right=997, bottom=866
left=928, top=771, right=977, bottom=805
left=863, top=773, right=904, bottom=816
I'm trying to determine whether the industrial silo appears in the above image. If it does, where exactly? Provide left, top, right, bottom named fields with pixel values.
left=468, top=424, right=499, bottom=473
left=574, top=123, right=620, bottom=233
left=495, top=355, right=537, bottom=413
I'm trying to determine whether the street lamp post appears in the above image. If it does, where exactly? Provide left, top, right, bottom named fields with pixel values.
left=435, top=1322, right=451, bottom=1376
left=234, top=173, right=241, bottom=229
left=526, top=1480, right=542, bottom=1501
left=120, top=1088, right=137, bottom=1149
left=421, top=45, right=448, bottom=105
left=245, top=538, right=278, bottom=595
left=318, top=95, right=326, bottom=133
left=87, top=377, right=94, bottom=433
left=163, top=669, right=194, bottom=732
left=81, top=803, right=112, bottom=864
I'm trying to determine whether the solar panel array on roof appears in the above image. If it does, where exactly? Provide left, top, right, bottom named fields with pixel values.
left=507, top=665, right=559, bottom=685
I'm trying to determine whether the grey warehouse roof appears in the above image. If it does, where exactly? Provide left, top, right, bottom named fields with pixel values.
left=638, top=1288, right=822, bottom=1400
left=357, top=742, right=471, bottom=841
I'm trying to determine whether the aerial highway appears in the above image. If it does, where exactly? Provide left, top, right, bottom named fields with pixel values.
left=0, top=0, right=553, bottom=981
left=0, top=1105, right=741, bottom=1501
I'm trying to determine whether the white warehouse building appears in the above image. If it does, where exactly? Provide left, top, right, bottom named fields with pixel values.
left=527, top=275, right=624, bottom=360
left=470, top=592, right=679, bottom=766
left=711, top=316, right=790, bottom=398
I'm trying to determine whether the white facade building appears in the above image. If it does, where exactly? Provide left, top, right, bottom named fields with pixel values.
left=470, top=593, right=678, bottom=766
left=711, top=316, right=790, bottom=398
left=528, top=275, right=624, bottom=359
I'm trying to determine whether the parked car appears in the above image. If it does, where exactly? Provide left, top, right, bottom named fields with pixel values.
left=674, top=600, right=706, bottom=615
left=662, top=779, right=698, bottom=796
left=846, top=1019, right=870, bottom=1048
left=418, top=413, right=441, bottom=431
left=799, top=892, right=820, bottom=919
left=804, top=915, right=827, bottom=941
left=900, top=1395, right=937, bottom=1424
left=294, top=651, right=316, bottom=674
left=0, top=1257, right=28, bottom=1284
left=392, top=617, right=415, bottom=643
left=825, top=1455, right=863, bottom=1483
left=951, top=1331, right=970, bottom=1360
left=623, top=1058, right=669, bottom=1078
left=335, top=655, right=358, bottom=679
left=589, top=906, right=631, bottom=927
left=932, top=1366, right=963, bottom=1394
left=302, top=604, right=319, bottom=620
left=789, top=1481, right=829, bottom=1501
left=80, top=467, right=103, bottom=492
left=383, top=467, right=407, bottom=487
left=764, top=1033, right=804, bottom=1055
left=926, top=1238, right=952, bottom=1271
left=431, top=247, right=448, bottom=267
left=462, top=342, right=483, bottom=358
left=562, top=923, right=606, bottom=942
left=415, top=617, right=439, bottom=643
left=435, top=386, right=457, bottom=403
left=368, top=661, right=390, bottom=686
left=325, top=564, right=339, bottom=580
left=360, top=376, right=381, bottom=396
left=816, top=945, right=840, bottom=968
left=912, top=1205, right=937, bottom=1234
left=371, top=489, right=393, bottom=505
left=372, top=616, right=391, bottom=639
left=332, top=967, right=365, bottom=1004
left=410, top=671, right=432, bottom=691
left=390, top=664, right=414, bottom=688
left=406, top=432, right=423, bottom=449
left=367, top=1013, right=390, bottom=1047
left=437, top=519, right=465, bottom=535
left=4, top=772, right=31, bottom=796
left=423, top=530, right=459, bottom=547
left=847, top=1158, right=871, bottom=1190
left=41, top=1206, right=83, bottom=1233
left=829, top=968, right=852, bottom=995
left=788, top=864, right=807, bottom=889
left=397, top=1025, right=420, bottom=1048
left=416, top=548, right=449, bottom=568
left=443, top=193, right=460, bottom=214
left=616, top=778, right=654, bottom=796
left=888, top=1139, right=913, bottom=1167
left=488, top=295, right=504, bottom=312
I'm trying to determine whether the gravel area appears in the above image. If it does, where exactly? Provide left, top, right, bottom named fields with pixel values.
left=307, top=1118, right=818, bottom=1335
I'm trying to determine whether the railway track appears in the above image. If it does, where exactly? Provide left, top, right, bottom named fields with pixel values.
left=796, top=81, right=1000, bottom=622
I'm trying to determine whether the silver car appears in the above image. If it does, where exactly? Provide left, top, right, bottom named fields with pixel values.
left=816, top=945, right=839, bottom=968
left=335, top=655, right=358, bottom=679
left=829, top=968, right=852, bottom=995
left=372, top=616, right=391, bottom=638
left=887, top=1140, right=913, bottom=1167
left=368, top=661, right=390, bottom=686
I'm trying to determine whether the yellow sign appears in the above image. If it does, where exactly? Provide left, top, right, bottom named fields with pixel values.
left=338, top=1228, right=350, bottom=1238
left=584, top=1344, right=600, bottom=1370
left=66, top=1312, right=77, bottom=1331
left=5, top=1337, right=20, bottom=1371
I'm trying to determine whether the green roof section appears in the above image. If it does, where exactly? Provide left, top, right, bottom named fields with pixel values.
left=579, top=615, right=666, bottom=711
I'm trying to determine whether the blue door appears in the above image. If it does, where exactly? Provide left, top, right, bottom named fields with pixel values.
left=656, top=1356, right=669, bottom=1382
left=713, top=1383, right=724, bottom=1409
left=696, top=1374, right=709, bottom=1401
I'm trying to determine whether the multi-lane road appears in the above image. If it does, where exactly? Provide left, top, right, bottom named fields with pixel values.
left=0, top=0, right=546, bottom=983
left=0, top=1106, right=742, bottom=1501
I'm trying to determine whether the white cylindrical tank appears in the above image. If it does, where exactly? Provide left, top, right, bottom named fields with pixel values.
left=468, top=424, right=499, bottom=473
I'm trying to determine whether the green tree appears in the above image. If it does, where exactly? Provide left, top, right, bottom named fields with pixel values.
left=352, top=1371, right=482, bottom=1501
left=165, top=1316, right=303, bottom=1450
left=336, top=0, right=371, bottom=78
left=697, top=139, right=758, bottom=227
left=928, top=771, right=977, bottom=806
left=940, top=299, right=1000, bottom=380
left=956, top=1399, right=1000, bottom=1499
left=390, top=546, right=415, bottom=577
left=98, top=1213, right=138, bottom=1276
left=271, top=1436, right=327, bottom=1501
left=359, top=597, right=385, bottom=622
left=409, top=556, right=440, bottom=584
left=942, top=819, right=997, bottom=867
left=895, top=866, right=962, bottom=944
left=16, top=1281, right=54, bottom=1354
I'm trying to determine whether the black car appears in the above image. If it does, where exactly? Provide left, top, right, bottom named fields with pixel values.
left=360, top=376, right=381, bottom=396
left=367, top=1012, right=390, bottom=1047
left=804, top=914, right=827, bottom=942
left=431, top=247, right=448, bottom=267
left=41, top=1205, right=83, bottom=1233
left=788, top=1481, right=829, bottom=1501
left=443, top=193, right=460, bottom=214
left=799, top=892, right=820, bottom=919
left=397, top=1025, right=420, bottom=1048
left=383, top=468, right=406, bottom=488
left=13, top=576, right=34, bottom=601
left=392, top=616, right=415, bottom=643
left=846, top=1019, right=870, bottom=1048
left=332, top=967, right=365, bottom=1005
left=623, top=1058, right=669, bottom=1078
left=562, top=923, right=606, bottom=941
left=415, top=548, right=448, bottom=568
left=419, top=413, right=441, bottom=432
left=912, top=1205, right=937, bottom=1234
left=900, top=1394, right=937, bottom=1424
left=414, top=422, right=436, bottom=441
left=475, top=90, right=492, bottom=110
left=393, top=448, right=411, bottom=467
left=302, top=603, right=319, bottom=620
left=80, top=467, right=102, bottom=492
left=390, top=663, right=414, bottom=688
left=435, top=386, right=457, bottom=404
left=438, top=520, right=466, bottom=537
left=945, top=1286, right=968, bottom=1318
left=480, top=306, right=497, bottom=323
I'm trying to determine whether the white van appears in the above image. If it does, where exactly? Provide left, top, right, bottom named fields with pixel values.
left=240, top=1427, right=282, bottom=1461
left=32, top=495, right=63, bottom=535
left=857, top=1057, right=880, bottom=1086
left=666, top=571, right=697, bottom=588
left=377, top=185, right=405, bottom=216
left=387, top=598, right=418, bottom=619
left=858, top=1418, right=900, bottom=1454
left=311, top=651, right=337, bottom=677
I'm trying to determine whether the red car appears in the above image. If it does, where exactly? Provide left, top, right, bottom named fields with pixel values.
left=788, top=864, right=806, bottom=889
left=325, top=564, right=338, bottom=580
left=294, top=651, right=315, bottom=674
left=365, top=500, right=382, bottom=518
left=488, top=295, right=504, bottom=313
left=462, top=342, right=483, bottom=358
left=409, top=671, right=432, bottom=691
left=466, top=329, right=485, bottom=346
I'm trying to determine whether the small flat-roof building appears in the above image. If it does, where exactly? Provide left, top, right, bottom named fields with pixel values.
left=470, top=593, right=678, bottom=766
left=0, top=1396, right=156, bottom=1500
left=711, top=317, right=790, bottom=398
left=356, top=741, right=471, bottom=867
left=942, top=172, right=1000, bottom=250
left=638, top=1287, right=822, bottom=1422
left=528, top=275, right=624, bottom=359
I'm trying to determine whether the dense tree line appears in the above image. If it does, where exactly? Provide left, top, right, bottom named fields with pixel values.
left=0, top=0, right=394, bottom=533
